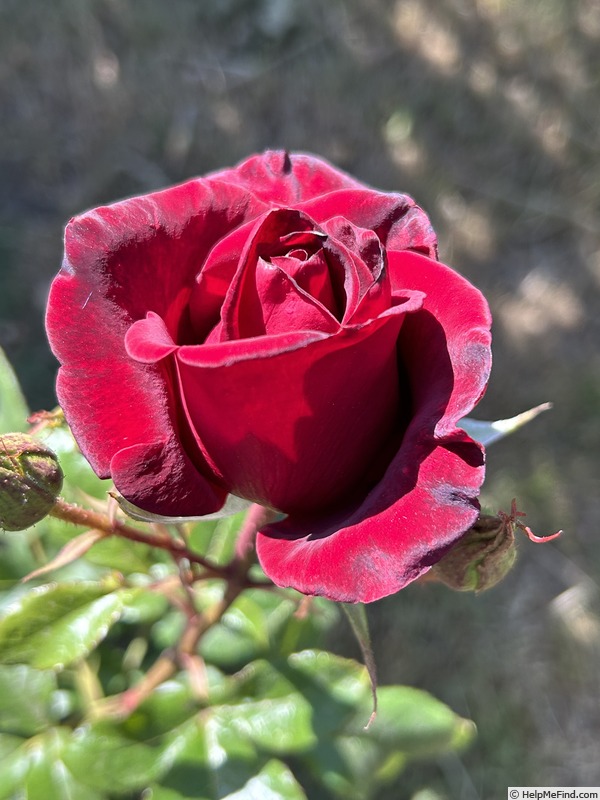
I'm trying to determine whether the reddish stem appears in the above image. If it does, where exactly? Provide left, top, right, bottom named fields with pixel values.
left=50, top=497, right=229, bottom=577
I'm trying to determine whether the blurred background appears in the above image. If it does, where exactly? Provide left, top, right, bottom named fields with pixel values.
left=0, top=0, right=599, bottom=796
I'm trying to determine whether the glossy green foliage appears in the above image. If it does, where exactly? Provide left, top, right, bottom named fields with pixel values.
left=0, top=348, right=474, bottom=799
left=0, top=647, right=474, bottom=800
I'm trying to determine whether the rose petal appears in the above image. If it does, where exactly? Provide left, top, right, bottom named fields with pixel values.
left=321, top=217, right=391, bottom=325
left=270, top=250, right=340, bottom=319
left=176, top=301, right=422, bottom=515
left=110, top=438, right=226, bottom=517
left=179, top=329, right=328, bottom=366
left=219, top=208, right=327, bottom=340
left=254, top=258, right=340, bottom=336
left=187, top=152, right=357, bottom=341
left=46, top=176, right=267, bottom=515
left=389, top=251, right=492, bottom=433
left=207, top=150, right=363, bottom=205
left=256, top=253, right=492, bottom=602
left=125, top=311, right=179, bottom=363
left=299, top=188, right=438, bottom=256
left=189, top=221, right=254, bottom=342
left=256, top=435, right=484, bottom=602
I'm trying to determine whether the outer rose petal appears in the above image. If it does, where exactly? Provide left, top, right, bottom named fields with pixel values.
left=256, top=253, right=492, bottom=603
left=207, top=150, right=364, bottom=205
left=46, top=176, right=269, bottom=515
left=390, top=251, right=492, bottom=433
left=175, top=294, right=423, bottom=515
left=256, top=438, right=484, bottom=602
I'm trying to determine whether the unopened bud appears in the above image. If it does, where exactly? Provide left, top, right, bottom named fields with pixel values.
left=429, top=514, right=517, bottom=592
left=0, top=433, right=63, bottom=531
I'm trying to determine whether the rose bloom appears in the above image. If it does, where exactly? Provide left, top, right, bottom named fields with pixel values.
left=46, top=151, right=491, bottom=603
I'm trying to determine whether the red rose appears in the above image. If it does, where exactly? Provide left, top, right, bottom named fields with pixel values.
left=46, top=151, right=491, bottom=602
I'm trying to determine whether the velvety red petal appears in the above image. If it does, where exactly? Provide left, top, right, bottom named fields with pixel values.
left=179, top=330, right=328, bottom=366
left=176, top=304, right=421, bottom=516
left=270, top=250, right=339, bottom=319
left=189, top=220, right=255, bottom=342
left=253, top=259, right=340, bottom=335
left=256, top=435, right=483, bottom=602
left=59, top=179, right=267, bottom=334
left=389, top=251, right=492, bottom=433
left=256, top=253, right=492, bottom=603
left=219, top=209, right=323, bottom=340
left=54, top=354, right=226, bottom=516
left=321, top=217, right=391, bottom=325
left=191, top=151, right=356, bottom=340
left=109, top=438, right=226, bottom=518
left=298, top=189, right=438, bottom=256
left=125, top=311, right=179, bottom=363
left=207, top=150, right=363, bottom=205
left=46, top=177, right=267, bottom=514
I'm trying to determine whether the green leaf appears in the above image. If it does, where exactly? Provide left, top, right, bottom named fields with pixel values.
left=347, top=684, right=476, bottom=755
left=0, top=530, right=38, bottom=586
left=0, top=578, right=132, bottom=669
left=0, top=665, right=57, bottom=736
left=144, top=787, right=189, bottom=800
left=287, top=650, right=370, bottom=719
left=185, top=517, right=219, bottom=557
left=0, top=728, right=105, bottom=800
left=118, top=674, right=229, bottom=742
left=147, top=760, right=308, bottom=800
left=24, top=729, right=104, bottom=800
left=220, top=656, right=341, bottom=751
left=327, top=734, right=408, bottom=799
left=122, top=585, right=171, bottom=625
left=82, top=533, right=165, bottom=575
left=0, top=734, right=24, bottom=761
left=0, top=346, right=29, bottom=434
left=222, top=759, right=308, bottom=800
left=0, top=734, right=31, bottom=800
left=65, top=713, right=258, bottom=797
left=201, top=590, right=337, bottom=670
left=63, top=722, right=182, bottom=794
left=101, top=671, right=311, bottom=799
left=214, top=694, right=316, bottom=755
left=199, top=511, right=248, bottom=565
left=200, top=592, right=295, bottom=669
left=60, top=671, right=257, bottom=797
left=280, top=651, right=474, bottom=799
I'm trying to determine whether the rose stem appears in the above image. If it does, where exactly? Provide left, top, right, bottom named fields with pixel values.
left=49, top=497, right=276, bottom=718
left=49, top=497, right=228, bottom=577
left=92, top=579, right=244, bottom=720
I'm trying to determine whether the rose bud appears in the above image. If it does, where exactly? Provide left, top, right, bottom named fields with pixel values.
left=46, top=150, right=492, bottom=602
left=428, top=514, right=517, bottom=592
left=0, top=433, right=63, bottom=531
